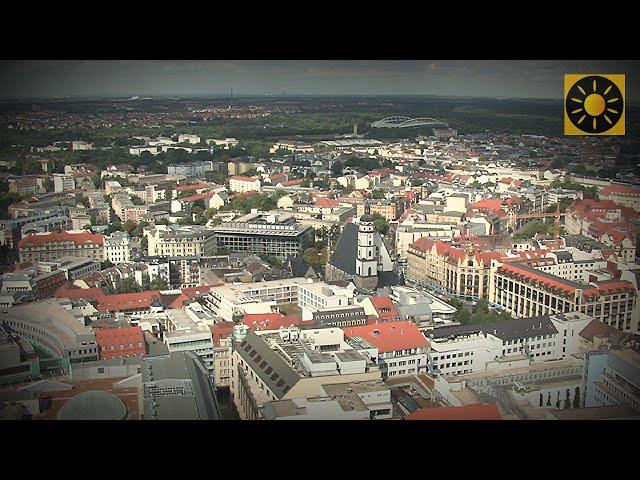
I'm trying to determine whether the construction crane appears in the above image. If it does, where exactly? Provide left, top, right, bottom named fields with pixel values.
left=508, top=202, right=562, bottom=239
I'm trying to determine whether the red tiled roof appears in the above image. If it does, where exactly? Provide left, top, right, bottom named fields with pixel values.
left=315, top=197, right=339, bottom=208
left=95, top=326, right=144, bottom=347
left=370, top=296, right=400, bottom=321
left=405, top=403, right=502, bottom=420
left=19, top=230, right=103, bottom=248
left=179, top=191, right=214, bottom=203
left=499, top=262, right=577, bottom=295
left=97, top=290, right=161, bottom=312
left=230, top=175, right=260, bottom=182
left=211, top=322, right=235, bottom=346
left=54, top=283, right=105, bottom=301
left=600, top=185, right=640, bottom=197
left=342, top=321, right=429, bottom=353
left=176, top=183, right=209, bottom=192
left=283, top=179, right=303, bottom=187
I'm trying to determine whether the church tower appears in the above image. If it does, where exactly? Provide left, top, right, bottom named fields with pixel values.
left=355, top=210, right=379, bottom=291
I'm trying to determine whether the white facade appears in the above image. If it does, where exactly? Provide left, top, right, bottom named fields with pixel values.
left=298, top=281, right=356, bottom=321
left=53, top=174, right=75, bottom=193
left=103, top=232, right=132, bottom=264
left=229, top=177, right=261, bottom=193
left=178, top=134, right=201, bottom=144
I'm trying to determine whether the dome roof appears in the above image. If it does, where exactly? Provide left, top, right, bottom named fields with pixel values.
left=57, top=390, right=127, bottom=421
left=360, top=214, right=376, bottom=223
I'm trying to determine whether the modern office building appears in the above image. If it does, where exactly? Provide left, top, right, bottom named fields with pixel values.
left=212, top=221, right=314, bottom=261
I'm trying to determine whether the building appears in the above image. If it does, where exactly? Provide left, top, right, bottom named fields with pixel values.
left=582, top=347, right=640, bottom=410
left=360, top=295, right=401, bottom=322
left=492, top=261, right=637, bottom=331
left=95, top=326, right=146, bottom=360
left=103, top=231, right=132, bottom=264
left=405, top=403, right=501, bottom=420
left=177, top=134, right=201, bottom=144
left=406, top=237, right=498, bottom=299
left=342, top=321, right=430, bottom=378
left=163, top=309, right=215, bottom=372
left=230, top=326, right=386, bottom=420
left=141, top=351, right=222, bottom=420
left=205, top=278, right=309, bottom=322
left=427, top=312, right=592, bottom=376
left=47, top=256, right=101, bottom=281
left=599, top=185, right=640, bottom=211
left=262, top=380, right=392, bottom=420
left=0, top=325, right=41, bottom=384
left=18, top=230, right=104, bottom=263
left=9, top=178, right=39, bottom=197
left=145, top=224, right=215, bottom=257
left=312, top=306, right=368, bottom=328
left=356, top=199, right=406, bottom=222
left=325, top=215, right=396, bottom=292
left=0, top=299, right=99, bottom=375
left=169, top=257, right=201, bottom=288
left=298, top=282, right=357, bottom=320
left=229, top=175, right=261, bottom=193
left=270, top=140, right=315, bottom=154
left=212, top=221, right=314, bottom=261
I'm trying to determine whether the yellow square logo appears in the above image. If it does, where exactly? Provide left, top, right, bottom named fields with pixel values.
left=564, top=74, right=625, bottom=135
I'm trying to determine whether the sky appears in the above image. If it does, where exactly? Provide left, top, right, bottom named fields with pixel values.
left=0, top=60, right=638, bottom=100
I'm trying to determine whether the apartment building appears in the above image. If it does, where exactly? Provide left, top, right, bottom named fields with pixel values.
left=228, top=175, right=261, bottom=193
left=18, top=230, right=104, bottom=263
left=583, top=347, right=640, bottom=410
left=103, top=231, right=132, bottom=264
left=53, top=173, right=75, bottom=193
left=145, top=224, right=215, bottom=257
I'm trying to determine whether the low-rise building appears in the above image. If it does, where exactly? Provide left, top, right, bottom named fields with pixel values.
left=342, top=321, right=430, bottom=378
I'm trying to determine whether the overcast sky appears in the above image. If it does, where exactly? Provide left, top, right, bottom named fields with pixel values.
left=0, top=60, right=638, bottom=100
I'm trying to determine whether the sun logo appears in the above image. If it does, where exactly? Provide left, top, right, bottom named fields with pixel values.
left=564, top=74, right=625, bottom=135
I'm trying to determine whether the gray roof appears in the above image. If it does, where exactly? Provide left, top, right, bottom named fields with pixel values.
left=57, top=390, right=127, bottom=420
left=329, top=222, right=358, bottom=275
left=430, top=315, right=558, bottom=342
left=235, top=331, right=301, bottom=399
left=142, top=351, right=221, bottom=420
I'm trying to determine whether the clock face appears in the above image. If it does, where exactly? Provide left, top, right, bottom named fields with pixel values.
left=565, top=75, right=623, bottom=134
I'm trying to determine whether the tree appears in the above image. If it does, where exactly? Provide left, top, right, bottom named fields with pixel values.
left=563, top=390, right=571, bottom=409
left=150, top=276, right=168, bottom=290
left=101, top=260, right=114, bottom=270
left=539, top=393, right=544, bottom=407
left=556, top=392, right=561, bottom=409
left=331, top=162, right=343, bottom=177
left=547, top=393, right=552, bottom=406
left=372, top=213, right=389, bottom=235
left=573, top=386, right=581, bottom=409
left=123, top=219, right=137, bottom=235
left=303, top=247, right=327, bottom=267
left=455, top=308, right=471, bottom=324
left=369, top=189, right=386, bottom=199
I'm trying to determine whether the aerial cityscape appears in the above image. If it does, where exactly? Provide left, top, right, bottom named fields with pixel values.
left=0, top=60, right=639, bottom=421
